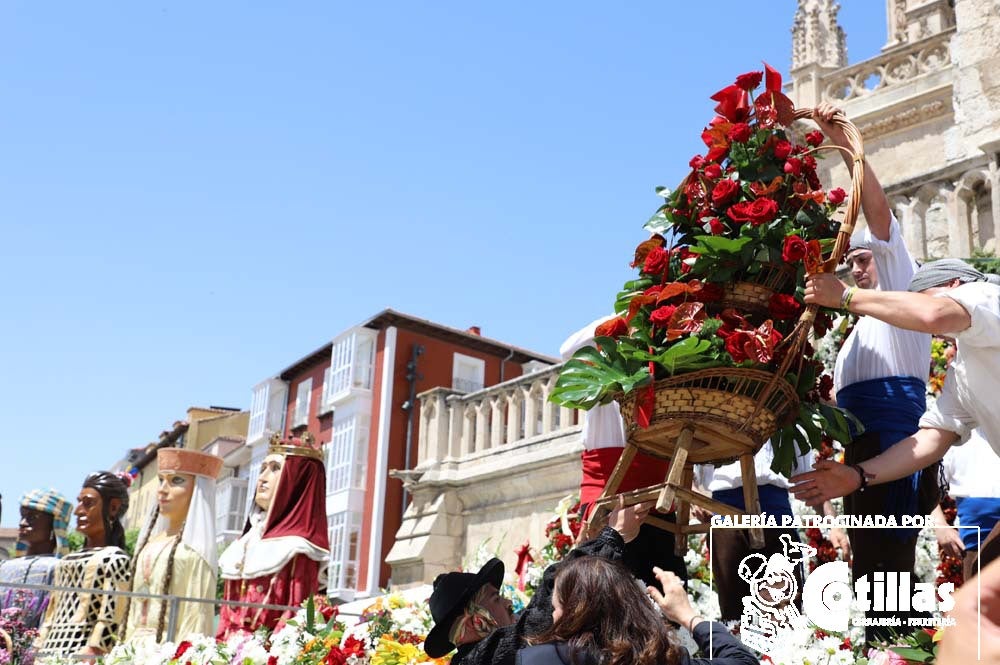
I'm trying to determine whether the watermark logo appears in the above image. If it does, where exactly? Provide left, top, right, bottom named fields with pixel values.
left=737, top=534, right=815, bottom=653
left=727, top=518, right=960, bottom=655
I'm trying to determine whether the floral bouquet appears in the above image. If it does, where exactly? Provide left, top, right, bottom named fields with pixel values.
left=551, top=63, right=863, bottom=475
left=0, top=602, right=41, bottom=665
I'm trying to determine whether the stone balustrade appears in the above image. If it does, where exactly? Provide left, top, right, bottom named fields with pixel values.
left=821, top=27, right=954, bottom=101
left=415, top=364, right=579, bottom=468
left=387, top=365, right=585, bottom=586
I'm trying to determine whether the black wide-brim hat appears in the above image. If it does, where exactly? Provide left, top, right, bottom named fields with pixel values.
left=424, top=557, right=505, bottom=658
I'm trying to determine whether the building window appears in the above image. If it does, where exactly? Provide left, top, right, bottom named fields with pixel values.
left=328, top=510, right=362, bottom=591
left=292, top=378, right=312, bottom=428
left=327, top=414, right=370, bottom=492
left=249, top=384, right=268, bottom=443
left=215, top=476, right=249, bottom=535
left=321, top=366, right=334, bottom=412
left=248, top=380, right=288, bottom=445
left=453, top=353, right=486, bottom=393
left=328, top=332, right=377, bottom=403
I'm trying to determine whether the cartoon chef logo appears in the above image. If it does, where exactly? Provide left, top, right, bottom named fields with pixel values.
left=738, top=534, right=815, bottom=653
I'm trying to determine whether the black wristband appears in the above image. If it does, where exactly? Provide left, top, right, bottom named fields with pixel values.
left=850, top=464, right=868, bottom=492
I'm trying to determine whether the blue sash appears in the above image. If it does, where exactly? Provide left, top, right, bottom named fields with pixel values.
left=838, top=376, right=926, bottom=539
left=713, top=484, right=794, bottom=520
left=955, top=497, right=1000, bottom=551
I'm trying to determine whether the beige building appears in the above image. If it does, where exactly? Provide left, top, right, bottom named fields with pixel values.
left=788, top=0, right=1000, bottom=259
left=114, top=407, right=249, bottom=530
left=388, top=0, right=1000, bottom=586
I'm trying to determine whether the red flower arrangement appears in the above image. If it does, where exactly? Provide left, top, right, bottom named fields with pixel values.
left=551, top=64, right=861, bottom=475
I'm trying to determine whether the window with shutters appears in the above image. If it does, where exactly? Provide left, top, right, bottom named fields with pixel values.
left=453, top=353, right=486, bottom=393
left=292, top=378, right=312, bottom=427
left=326, top=414, right=370, bottom=492
left=328, top=510, right=362, bottom=591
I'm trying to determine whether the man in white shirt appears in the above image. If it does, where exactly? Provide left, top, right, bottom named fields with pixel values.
left=812, top=104, right=934, bottom=641
left=791, top=260, right=1000, bottom=528
left=934, top=428, right=1000, bottom=581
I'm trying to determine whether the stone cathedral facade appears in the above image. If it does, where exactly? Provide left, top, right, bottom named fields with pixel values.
left=788, top=0, right=1000, bottom=260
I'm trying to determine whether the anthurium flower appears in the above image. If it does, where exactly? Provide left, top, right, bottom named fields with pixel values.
left=710, top=84, right=751, bottom=123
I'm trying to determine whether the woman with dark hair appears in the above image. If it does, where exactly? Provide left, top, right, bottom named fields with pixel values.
left=519, top=557, right=757, bottom=665
left=34, top=472, right=132, bottom=660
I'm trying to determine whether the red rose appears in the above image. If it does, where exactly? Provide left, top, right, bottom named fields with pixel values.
left=704, top=163, right=723, bottom=180
left=707, top=217, right=726, bottom=235
left=773, top=140, right=792, bottom=160
left=803, top=154, right=817, bottom=170
left=818, top=374, right=834, bottom=401
left=174, top=642, right=194, bottom=659
left=828, top=187, right=847, bottom=205
left=689, top=155, right=706, bottom=170
left=595, top=316, right=629, bottom=339
left=643, top=246, right=669, bottom=276
left=783, top=157, right=802, bottom=176
left=768, top=293, right=802, bottom=319
left=782, top=235, right=808, bottom=262
left=711, top=179, right=740, bottom=207
left=735, top=71, right=762, bottom=90
left=643, top=284, right=663, bottom=297
left=805, top=130, right=824, bottom=146
left=649, top=305, right=678, bottom=328
left=727, top=198, right=779, bottom=226
left=727, top=122, right=752, bottom=143
left=269, top=658, right=279, bottom=665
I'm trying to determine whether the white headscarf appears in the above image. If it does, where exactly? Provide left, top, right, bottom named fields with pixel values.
left=136, top=475, right=218, bottom=569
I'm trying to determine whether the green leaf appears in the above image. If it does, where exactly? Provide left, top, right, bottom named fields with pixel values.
left=770, top=427, right=797, bottom=476
left=655, top=185, right=672, bottom=199
left=888, top=647, right=934, bottom=663
left=691, top=234, right=754, bottom=256
left=550, top=344, right=651, bottom=410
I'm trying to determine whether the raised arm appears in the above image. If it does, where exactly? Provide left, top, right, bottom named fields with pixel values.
left=812, top=103, right=892, bottom=241
left=804, top=273, right=972, bottom=335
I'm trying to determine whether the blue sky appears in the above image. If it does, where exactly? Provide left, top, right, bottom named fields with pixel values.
left=0, top=2, right=886, bottom=528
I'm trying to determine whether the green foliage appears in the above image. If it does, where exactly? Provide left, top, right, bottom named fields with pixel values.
left=67, top=530, right=84, bottom=552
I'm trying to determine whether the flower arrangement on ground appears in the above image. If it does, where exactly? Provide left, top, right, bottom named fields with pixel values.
left=551, top=64, right=861, bottom=475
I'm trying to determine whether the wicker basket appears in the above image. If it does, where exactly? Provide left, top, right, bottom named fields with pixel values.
left=0, top=627, right=11, bottom=655
left=619, top=107, right=865, bottom=461
left=619, top=368, right=799, bottom=464
left=718, top=262, right=796, bottom=315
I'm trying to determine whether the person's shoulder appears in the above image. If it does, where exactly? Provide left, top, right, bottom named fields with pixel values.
left=517, top=643, right=564, bottom=665
left=940, top=281, right=1000, bottom=313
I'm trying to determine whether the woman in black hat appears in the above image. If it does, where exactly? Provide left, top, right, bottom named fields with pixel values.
left=425, top=498, right=651, bottom=665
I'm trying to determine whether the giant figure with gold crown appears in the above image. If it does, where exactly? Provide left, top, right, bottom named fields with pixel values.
left=216, top=432, right=329, bottom=638
left=121, top=448, right=224, bottom=646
